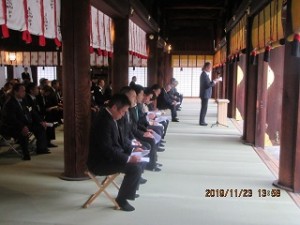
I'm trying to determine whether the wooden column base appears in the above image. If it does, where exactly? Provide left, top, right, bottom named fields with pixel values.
left=273, top=180, right=295, bottom=193
left=59, top=173, right=90, bottom=181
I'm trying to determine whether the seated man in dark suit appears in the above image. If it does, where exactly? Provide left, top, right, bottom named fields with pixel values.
left=119, top=86, right=161, bottom=172
left=0, top=83, right=50, bottom=160
left=157, top=84, right=179, bottom=122
left=87, top=94, right=142, bottom=212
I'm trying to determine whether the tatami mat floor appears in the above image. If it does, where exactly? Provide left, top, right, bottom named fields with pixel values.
left=0, top=98, right=300, bottom=225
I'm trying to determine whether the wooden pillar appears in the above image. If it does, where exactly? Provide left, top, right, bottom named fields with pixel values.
left=7, top=65, right=13, bottom=81
left=254, top=54, right=268, bottom=147
left=30, top=66, right=38, bottom=85
left=60, top=0, right=91, bottom=180
left=221, top=65, right=226, bottom=98
left=112, top=18, right=129, bottom=93
left=163, top=53, right=172, bottom=86
left=147, top=34, right=158, bottom=86
left=274, top=0, right=300, bottom=192
left=156, top=47, right=164, bottom=86
left=243, top=18, right=258, bottom=145
left=56, top=65, right=63, bottom=86
left=227, top=62, right=237, bottom=118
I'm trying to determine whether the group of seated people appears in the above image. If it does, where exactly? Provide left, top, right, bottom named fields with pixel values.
left=87, top=79, right=183, bottom=212
left=0, top=78, right=63, bottom=160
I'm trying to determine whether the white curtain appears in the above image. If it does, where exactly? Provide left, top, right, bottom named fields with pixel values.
left=0, top=0, right=61, bottom=45
left=90, top=6, right=113, bottom=56
left=129, top=20, right=147, bottom=59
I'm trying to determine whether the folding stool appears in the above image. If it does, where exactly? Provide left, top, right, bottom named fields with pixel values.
left=0, top=135, right=22, bottom=157
left=82, top=170, right=121, bottom=210
left=0, top=132, right=36, bottom=157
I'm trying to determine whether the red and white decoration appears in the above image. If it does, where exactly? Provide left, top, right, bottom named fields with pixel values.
left=90, top=6, right=113, bottom=59
left=0, top=50, right=59, bottom=66
left=129, top=20, right=147, bottom=59
left=0, top=0, right=61, bottom=46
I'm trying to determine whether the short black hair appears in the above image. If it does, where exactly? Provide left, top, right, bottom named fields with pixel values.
left=119, top=86, right=135, bottom=94
left=133, top=84, right=144, bottom=95
left=107, top=94, right=131, bottom=110
left=12, top=83, right=25, bottom=93
left=202, top=62, right=211, bottom=70
left=26, top=82, right=37, bottom=93
left=51, top=79, right=59, bottom=87
left=144, top=87, right=154, bottom=96
left=151, top=84, right=160, bottom=91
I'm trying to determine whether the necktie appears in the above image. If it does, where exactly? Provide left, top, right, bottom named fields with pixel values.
left=114, top=120, right=122, bottom=144
left=19, top=100, right=32, bottom=123
left=135, top=106, right=139, bottom=119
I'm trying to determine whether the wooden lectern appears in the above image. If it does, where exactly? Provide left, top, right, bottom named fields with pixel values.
left=211, top=99, right=230, bottom=128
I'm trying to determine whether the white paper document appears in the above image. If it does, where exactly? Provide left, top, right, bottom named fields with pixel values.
left=130, top=151, right=150, bottom=162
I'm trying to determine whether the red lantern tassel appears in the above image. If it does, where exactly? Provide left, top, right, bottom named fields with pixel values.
left=22, top=31, right=32, bottom=44
left=39, top=35, right=46, bottom=46
left=89, top=46, right=94, bottom=54
left=1, top=24, right=9, bottom=38
left=97, top=49, right=102, bottom=56
left=54, top=38, right=61, bottom=47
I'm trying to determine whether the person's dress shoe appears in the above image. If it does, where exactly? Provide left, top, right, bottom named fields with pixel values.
left=200, top=122, right=208, bottom=126
left=159, top=143, right=165, bottom=148
left=145, top=166, right=161, bottom=172
left=151, top=167, right=161, bottom=172
left=53, top=122, right=60, bottom=128
left=22, top=155, right=31, bottom=160
left=115, top=198, right=135, bottom=212
left=161, top=140, right=166, bottom=143
left=157, top=147, right=165, bottom=152
left=156, top=163, right=163, bottom=167
left=48, top=143, right=58, bottom=148
left=135, top=194, right=140, bottom=198
left=139, top=177, right=147, bottom=184
left=36, top=149, right=51, bottom=154
left=172, top=118, right=179, bottom=122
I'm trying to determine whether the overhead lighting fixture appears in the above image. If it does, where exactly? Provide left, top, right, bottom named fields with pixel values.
left=130, top=7, right=134, bottom=16
left=167, top=44, right=172, bottom=54
left=149, top=34, right=154, bottom=40
left=148, top=15, right=151, bottom=21
left=9, top=52, right=16, bottom=61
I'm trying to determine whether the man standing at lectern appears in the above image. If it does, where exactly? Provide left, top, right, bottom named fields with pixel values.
left=199, top=62, right=221, bottom=126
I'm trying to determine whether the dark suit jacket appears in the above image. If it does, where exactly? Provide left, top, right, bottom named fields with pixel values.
left=117, top=112, right=135, bottom=150
left=21, top=72, right=30, bottom=81
left=129, top=106, right=147, bottom=133
left=157, top=88, right=173, bottom=110
left=36, top=94, right=46, bottom=119
left=87, top=108, right=129, bottom=174
left=0, top=97, right=32, bottom=136
left=200, top=71, right=215, bottom=99
left=91, top=84, right=106, bottom=106
left=45, top=88, right=61, bottom=122
left=104, top=86, right=112, bottom=101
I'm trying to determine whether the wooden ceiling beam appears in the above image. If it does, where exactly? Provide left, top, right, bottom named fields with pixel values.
left=164, top=5, right=223, bottom=10
left=167, top=15, right=219, bottom=20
